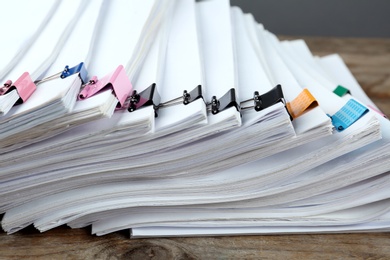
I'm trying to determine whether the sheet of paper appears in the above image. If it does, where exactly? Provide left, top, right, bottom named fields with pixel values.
left=0, top=0, right=60, bottom=80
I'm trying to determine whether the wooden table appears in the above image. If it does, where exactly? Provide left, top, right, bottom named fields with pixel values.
left=1, top=36, right=389, bottom=259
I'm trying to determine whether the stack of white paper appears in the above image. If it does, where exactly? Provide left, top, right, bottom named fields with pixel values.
left=0, top=0, right=173, bottom=153
left=0, top=0, right=389, bottom=237
left=0, top=0, right=90, bottom=148
left=0, top=0, right=295, bottom=220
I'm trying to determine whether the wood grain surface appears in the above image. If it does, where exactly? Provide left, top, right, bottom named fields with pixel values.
left=1, top=36, right=389, bottom=259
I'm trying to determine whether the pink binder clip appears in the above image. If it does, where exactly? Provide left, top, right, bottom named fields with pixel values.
left=78, top=65, right=132, bottom=108
left=0, top=72, right=36, bottom=104
left=367, top=105, right=387, bottom=118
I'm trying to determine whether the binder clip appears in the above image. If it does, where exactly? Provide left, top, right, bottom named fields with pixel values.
left=0, top=72, right=36, bottom=104
left=327, top=99, right=369, bottom=131
left=253, top=84, right=286, bottom=111
left=128, top=83, right=161, bottom=116
left=154, top=85, right=204, bottom=116
left=210, top=88, right=240, bottom=115
left=367, top=105, right=387, bottom=119
left=240, top=84, right=285, bottom=109
left=34, top=62, right=88, bottom=85
left=286, top=88, right=318, bottom=119
left=78, top=65, right=132, bottom=109
left=333, top=85, right=351, bottom=97
left=183, top=85, right=203, bottom=105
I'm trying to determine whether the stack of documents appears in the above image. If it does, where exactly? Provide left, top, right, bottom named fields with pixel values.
left=0, top=0, right=389, bottom=237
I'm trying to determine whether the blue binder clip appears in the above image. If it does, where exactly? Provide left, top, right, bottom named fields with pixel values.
left=34, top=62, right=88, bottom=85
left=328, top=99, right=369, bottom=131
left=60, top=63, right=88, bottom=84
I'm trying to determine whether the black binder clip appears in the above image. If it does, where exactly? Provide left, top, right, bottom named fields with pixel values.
left=240, top=84, right=291, bottom=119
left=253, top=84, right=285, bottom=111
left=183, top=85, right=203, bottom=105
left=128, top=83, right=161, bottom=116
left=210, top=88, right=240, bottom=115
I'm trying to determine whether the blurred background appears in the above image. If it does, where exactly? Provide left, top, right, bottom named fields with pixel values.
left=230, top=0, right=390, bottom=37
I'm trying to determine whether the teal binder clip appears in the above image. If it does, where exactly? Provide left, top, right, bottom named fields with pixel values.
left=333, top=85, right=351, bottom=97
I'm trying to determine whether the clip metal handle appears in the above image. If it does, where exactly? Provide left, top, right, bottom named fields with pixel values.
left=158, top=85, right=204, bottom=109
left=0, top=80, right=13, bottom=96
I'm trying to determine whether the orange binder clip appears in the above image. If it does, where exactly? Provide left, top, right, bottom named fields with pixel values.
left=286, top=88, right=318, bottom=119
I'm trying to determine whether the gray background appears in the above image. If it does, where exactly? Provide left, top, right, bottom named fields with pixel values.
left=230, top=0, right=390, bottom=38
